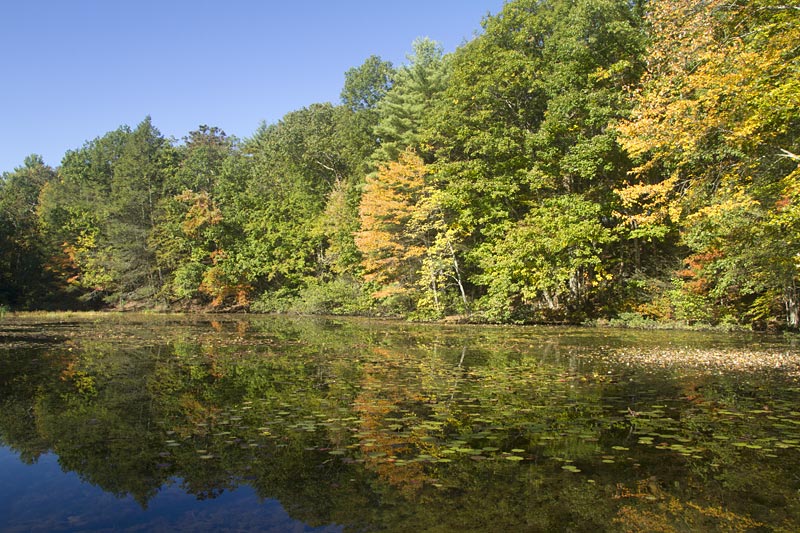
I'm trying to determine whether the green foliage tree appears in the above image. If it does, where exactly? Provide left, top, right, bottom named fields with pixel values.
left=341, top=55, right=395, bottom=112
left=430, top=0, right=645, bottom=321
left=0, top=155, right=57, bottom=307
left=105, top=117, right=176, bottom=304
left=38, top=127, right=130, bottom=299
left=232, top=104, right=371, bottom=309
left=372, top=38, right=449, bottom=163
left=150, top=126, right=235, bottom=304
left=38, top=118, right=175, bottom=307
left=476, top=195, right=616, bottom=322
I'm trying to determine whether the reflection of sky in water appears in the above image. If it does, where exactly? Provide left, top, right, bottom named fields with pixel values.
left=0, top=446, right=342, bottom=532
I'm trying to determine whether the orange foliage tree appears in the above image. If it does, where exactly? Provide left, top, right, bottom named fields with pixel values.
left=355, top=149, right=428, bottom=302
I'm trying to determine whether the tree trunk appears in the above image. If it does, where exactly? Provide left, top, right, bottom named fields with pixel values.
left=430, top=270, right=440, bottom=312
left=543, top=289, right=558, bottom=310
left=785, top=282, right=799, bottom=329
left=446, top=239, right=469, bottom=314
left=568, top=268, right=586, bottom=307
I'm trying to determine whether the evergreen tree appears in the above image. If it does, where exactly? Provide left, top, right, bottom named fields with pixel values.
left=372, top=38, right=449, bottom=163
left=106, top=117, right=175, bottom=304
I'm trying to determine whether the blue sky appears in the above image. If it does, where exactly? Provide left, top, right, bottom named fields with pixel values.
left=0, top=0, right=505, bottom=174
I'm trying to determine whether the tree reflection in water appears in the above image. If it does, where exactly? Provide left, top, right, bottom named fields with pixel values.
left=0, top=314, right=799, bottom=531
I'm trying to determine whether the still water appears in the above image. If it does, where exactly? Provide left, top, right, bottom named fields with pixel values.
left=1, top=313, right=799, bottom=532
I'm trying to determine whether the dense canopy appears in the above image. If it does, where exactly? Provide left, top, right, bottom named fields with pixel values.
left=1, top=0, right=798, bottom=329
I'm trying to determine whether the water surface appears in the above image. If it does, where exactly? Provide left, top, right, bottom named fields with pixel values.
left=1, top=314, right=799, bottom=531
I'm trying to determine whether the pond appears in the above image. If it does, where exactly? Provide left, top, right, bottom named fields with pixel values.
left=1, top=313, right=799, bottom=532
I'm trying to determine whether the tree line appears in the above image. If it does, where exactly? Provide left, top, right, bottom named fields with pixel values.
left=1, top=0, right=798, bottom=328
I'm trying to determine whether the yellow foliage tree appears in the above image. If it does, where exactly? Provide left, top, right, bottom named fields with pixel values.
left=617, top=0, right=799, bottom=208
left=355, top=149, right=428, bottom=300
left=616, top=0, right=800, bottom=326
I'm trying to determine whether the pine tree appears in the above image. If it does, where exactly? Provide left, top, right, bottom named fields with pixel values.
left=372, top=38, right=449, bottom=163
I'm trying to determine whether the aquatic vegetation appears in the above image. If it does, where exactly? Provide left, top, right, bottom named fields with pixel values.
left=1, top=313, right=799, bottom=530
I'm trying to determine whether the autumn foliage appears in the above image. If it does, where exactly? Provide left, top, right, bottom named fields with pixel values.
left=356, top=149, right=428, bottom=299
left=2, top=0, right=798, bottom=328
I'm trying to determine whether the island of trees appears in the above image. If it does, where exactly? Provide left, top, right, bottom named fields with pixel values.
left=1, top=0, right=798, bottom=329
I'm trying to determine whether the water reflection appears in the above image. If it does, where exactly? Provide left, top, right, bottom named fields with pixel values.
left=0, top=447, right=341, bottom=532
left=1, top=314, right=799, bottom=531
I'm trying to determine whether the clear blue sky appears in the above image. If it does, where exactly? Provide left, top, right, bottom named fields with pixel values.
left=0, top=0, right=505, bottom=174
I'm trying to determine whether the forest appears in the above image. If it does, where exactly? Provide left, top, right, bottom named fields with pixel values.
left=0, top=0, right=798, bottom=329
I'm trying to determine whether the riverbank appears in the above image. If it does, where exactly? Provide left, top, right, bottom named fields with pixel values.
left=2, top=307, right=794, bottom=337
